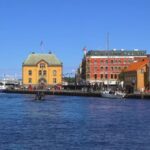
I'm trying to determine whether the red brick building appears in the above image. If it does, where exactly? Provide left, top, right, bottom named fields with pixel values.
left=78, top=49, right=147, bottom=85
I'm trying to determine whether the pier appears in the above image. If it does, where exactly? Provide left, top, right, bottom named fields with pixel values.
left=2, top=89, right=150, bottom=99
left=2, top=89, right=101, bottom=97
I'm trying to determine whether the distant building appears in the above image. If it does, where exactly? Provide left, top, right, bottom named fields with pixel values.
left=22, top=52, right=63, bottom=87
left=79, top=49, right=147, bottom=85
left=123, top=58, right=149, bottom=93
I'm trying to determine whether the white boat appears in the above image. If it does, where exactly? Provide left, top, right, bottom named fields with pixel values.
left=0, top=81, right=7, bottom=91
left=101, top=90, right=126, bottom=99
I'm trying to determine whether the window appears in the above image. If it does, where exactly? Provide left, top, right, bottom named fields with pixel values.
left=94, top=67, right=97, bottom=72
left=106, top=60, right=108, bottom=64
left=28, top=70, right=32, bottom=76
left=111, top=60, right=113, bottom=64
left=39, top=70, right=42, bottom=76
left=40, top=63, right=45, bottom=68
left=86, top=74, right=90, bottom=79
left=114, top=74, right=117, bottom=79
left=111, top=74, right=113, bottom=79
left=53, top=70, right=57, bottom=76
left=105, top=74, right=108, bottom=79
left=101, top=74, right=103, bottom=79
left=94, top=74, right=97, bottom=79
left=105, top=67, right=108, bottom=71
left=87, top=67, right=90, bottom=72
left=87, top=59, right=90, bottom=64
left=101, top=67, right=103, bottom=70
left=53, top=78, right=57, bottom=83
left=111, top=67, right=113, bottom=71
left=43, top=70, right=47, bottom=76
left=94, top=60, right=97, bottom=65
left=28, top=78, right=32, bottom=83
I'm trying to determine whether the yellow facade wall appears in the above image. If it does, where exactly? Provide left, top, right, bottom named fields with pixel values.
left=22, top=61, right=62, bottom=86
left=137, top=66, right=146, bottom=91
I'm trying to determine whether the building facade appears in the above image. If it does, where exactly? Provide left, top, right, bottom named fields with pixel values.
left=22, top=52, right=62, bottom=87
left=123, top=58, right=149, bottom=92
left=79, top=49, right=147, bottom=85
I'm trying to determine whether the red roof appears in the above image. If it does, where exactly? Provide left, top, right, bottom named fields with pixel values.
left=124, top=58, right=149, bottom=72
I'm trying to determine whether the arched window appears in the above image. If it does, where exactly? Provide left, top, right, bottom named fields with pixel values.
left=94, top=74, right=97, bottom=79
left=53, top=70, right=57, bottom=76
left=40, top=63, right=45, bottom=68
left=28, top=70, right=32, bottom=76
left=28, top=78, right=32, bottom=83
left=43, top=70, right=47, bottom=76
left=53, top=78, right=57, bottom=83
left=86, top=74, right=90, bottom=79
left=111, top=74, right=113, bottom=79
left=100, top=60, right=103, bottom=63
left=39, top=70, right=42, bottom=76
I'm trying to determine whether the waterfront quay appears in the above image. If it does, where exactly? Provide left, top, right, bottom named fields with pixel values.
left=3, top=89, right=101, bottom=97
left=3, top=89, right=150, bottom=99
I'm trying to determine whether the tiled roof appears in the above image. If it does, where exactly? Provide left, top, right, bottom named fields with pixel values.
left=124, top=58, right=149, bottom=72
left=23, top=53, right=62, bottom=66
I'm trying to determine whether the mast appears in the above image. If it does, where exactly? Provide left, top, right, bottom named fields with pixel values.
left=106, top=32, right=109, bottom=51
left=106, top=32, right=109, bottom=88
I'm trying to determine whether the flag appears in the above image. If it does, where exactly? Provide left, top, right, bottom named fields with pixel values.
left=40, top=40, right=44, bottom=53
left=83, top=47, right=87, bottom=55
left=40, top=40, right=43, bottom=46
left=83, top=47, right=87, bottom=52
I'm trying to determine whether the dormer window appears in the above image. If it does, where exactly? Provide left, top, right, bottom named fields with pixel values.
left=40, top=63, right=45, bottom=68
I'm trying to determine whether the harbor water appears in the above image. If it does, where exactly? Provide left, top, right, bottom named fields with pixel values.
left=0, top=94, right=150, bottom=150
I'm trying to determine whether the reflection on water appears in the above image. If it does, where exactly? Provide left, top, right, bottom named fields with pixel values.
left=0, top=94, right=150, bottom=150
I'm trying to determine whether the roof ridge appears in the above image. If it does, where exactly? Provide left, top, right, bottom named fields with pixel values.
left=23, top=53, right=62, bottom=66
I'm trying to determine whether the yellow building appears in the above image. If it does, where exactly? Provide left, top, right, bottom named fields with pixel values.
left=123, top=58, right=149, bottom=93
left=22, top=52, right=63, bottom=87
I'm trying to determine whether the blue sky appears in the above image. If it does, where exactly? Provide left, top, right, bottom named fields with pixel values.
left=0, top=0, right=149, bottom=78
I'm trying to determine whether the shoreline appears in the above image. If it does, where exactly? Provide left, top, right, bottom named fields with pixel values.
left=2, top=89, right=150, bottom=99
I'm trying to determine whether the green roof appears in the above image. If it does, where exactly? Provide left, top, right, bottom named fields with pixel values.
left=23, top=53, right=62, bottom=66
left=86, top=50, right=146, bottom=56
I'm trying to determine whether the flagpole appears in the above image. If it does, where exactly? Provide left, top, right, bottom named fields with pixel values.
left=40, top=41, right=44, bottom=53
left=83, top=47, right=87, bottom=56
